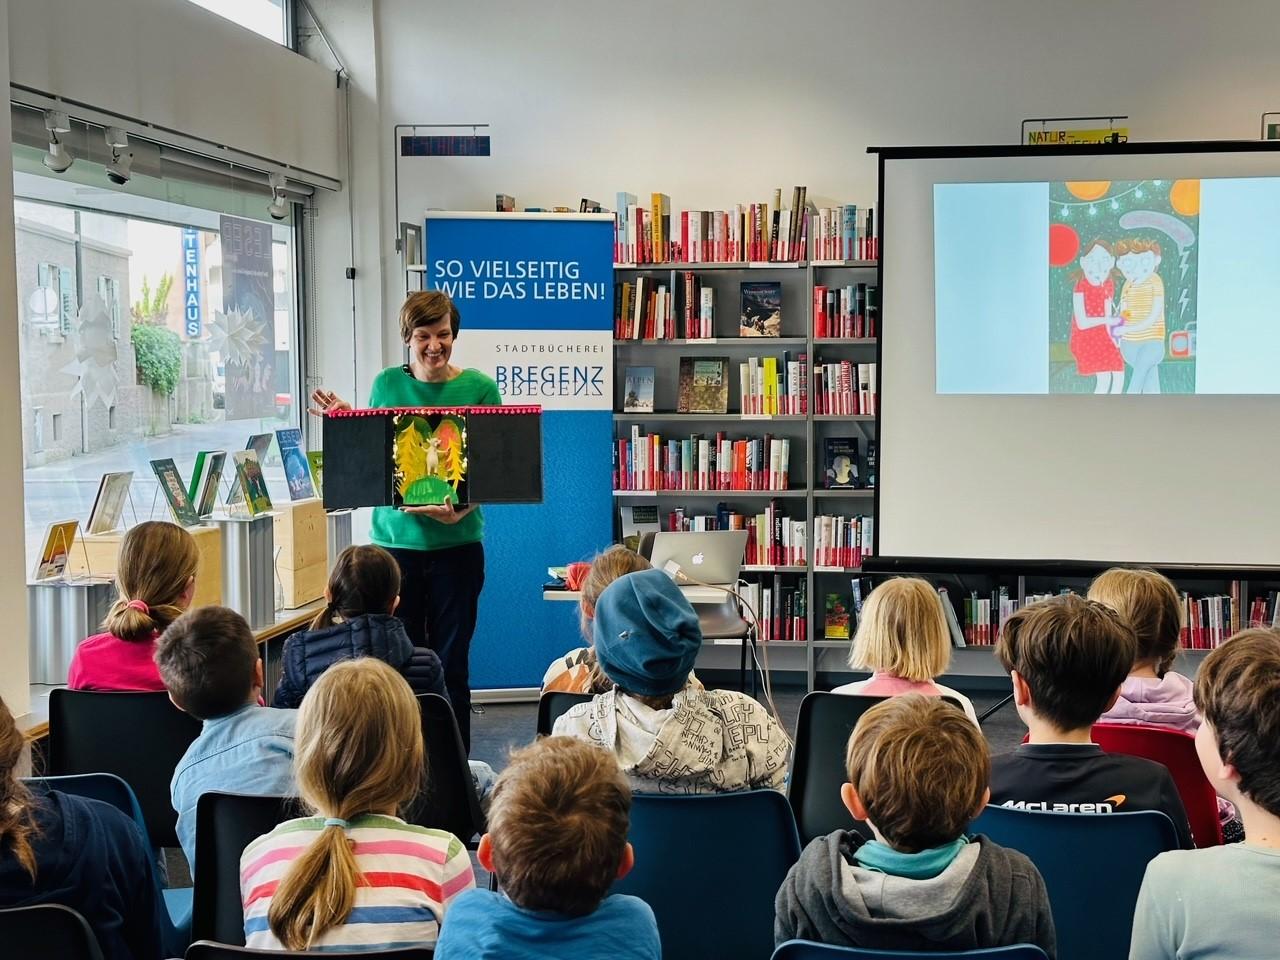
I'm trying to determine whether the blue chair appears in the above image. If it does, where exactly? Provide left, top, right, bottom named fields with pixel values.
left=971, top=805, right=1178, bottom=960
left=25, top=773, right=192, bottom=951
left=773, top=942, right=1048, bottom=959
left=0, top=903, right=104, bottom=960
left=613, top=790, right=801, bottom=960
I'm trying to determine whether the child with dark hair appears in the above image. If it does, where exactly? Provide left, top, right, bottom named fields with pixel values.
left=776, top=696, right=1055, bottom=957
left=273, top=544, right=445, bottom=708
left=1130, top=628, right=1280, bottom=959
left=988, top=594, right=1192, bottom=848
left=156, top=606, right=297, bottom=870
left=0, top=696, right=166, bottom=960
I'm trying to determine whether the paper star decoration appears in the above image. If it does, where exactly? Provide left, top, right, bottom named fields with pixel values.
left=61, top=293, right=119, bottom=409
left=208, top=305, right=269, bottom=367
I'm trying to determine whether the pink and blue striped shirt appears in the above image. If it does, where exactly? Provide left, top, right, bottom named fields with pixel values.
left=240, top=814, right=475, bottom=951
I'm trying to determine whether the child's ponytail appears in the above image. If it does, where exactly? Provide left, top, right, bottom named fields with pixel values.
left=102, top=521, right=199, bottom=641
left=266, top=820, right=362, bottom=951
left=308, top=545, right=401, bottom=631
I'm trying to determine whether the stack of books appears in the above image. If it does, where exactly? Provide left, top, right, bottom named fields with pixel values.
left=736, top=575, right=807, bottom=643
left=809, top=205, right=878, bottom=261
left=743, top=499, right=807, bottom=566
left=615, top=272, right=718, bottom=340
left=739, top=354, right=807, bottom=415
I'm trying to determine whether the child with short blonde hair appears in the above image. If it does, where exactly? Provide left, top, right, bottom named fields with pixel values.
left=775, top=695, right=1055, bottom=955
left=435, top=736, right=660, bottom=959
left=241, top=658, right=474, bottom=951
left=67, top=520, right=199, bottom=691
left=1130, top=628, right=1280, bottom=959
left=831, top=577, right=978, bottom=724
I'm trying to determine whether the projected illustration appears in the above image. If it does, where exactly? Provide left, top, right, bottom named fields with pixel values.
left=1048, top=179, right=1200, bottom=394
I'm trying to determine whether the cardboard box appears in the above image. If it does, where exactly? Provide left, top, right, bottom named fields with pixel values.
left=278, top=559, right=326, bottom=609
left=273, top=499, right=328, bottom=570
left=67, top=524, right=223, bottom=608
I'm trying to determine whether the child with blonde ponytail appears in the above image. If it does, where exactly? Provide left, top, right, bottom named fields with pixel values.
left=67, top=520, right=199, bottom=691
left=0, top=696, right=166, bottom=960
left=241, top=658, right=474, bottom=951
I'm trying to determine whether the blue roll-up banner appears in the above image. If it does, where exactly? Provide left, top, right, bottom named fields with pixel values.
left=423, top=212, right=615, bottom=690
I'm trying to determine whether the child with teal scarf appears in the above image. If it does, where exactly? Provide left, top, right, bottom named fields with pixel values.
left=774, top=695, right=1057, bottom=957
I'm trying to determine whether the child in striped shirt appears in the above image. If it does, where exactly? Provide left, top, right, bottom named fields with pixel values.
left=240, top=658, right=474, bottom=951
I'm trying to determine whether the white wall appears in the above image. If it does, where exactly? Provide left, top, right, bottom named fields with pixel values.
left=375, top=0, right=1280, bottom=208
left=0, top=0, right=31, bottom=716
left=8, top=0, right=342, bottom=181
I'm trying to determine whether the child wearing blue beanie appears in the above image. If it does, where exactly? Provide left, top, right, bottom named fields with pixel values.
left=553, top=568, right=790, bottom=794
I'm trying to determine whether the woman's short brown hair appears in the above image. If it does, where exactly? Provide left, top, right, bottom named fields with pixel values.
left=1087, top=568, right=1182, bottom=676
left=845, top=695, right=987, bottom=851
left=1195, top=628, right=1280, bottom=817
left=488, top=736, right=631, bottom=917
left=399, top=291, right=460, bottom=341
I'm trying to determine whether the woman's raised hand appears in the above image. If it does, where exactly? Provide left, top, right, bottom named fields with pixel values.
left=308, top=388, right=352, bottom=417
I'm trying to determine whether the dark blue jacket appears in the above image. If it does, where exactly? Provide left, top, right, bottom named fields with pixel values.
left=273, top=613, right=448, bottom=708
left=0, top=788, right=166, bottom=960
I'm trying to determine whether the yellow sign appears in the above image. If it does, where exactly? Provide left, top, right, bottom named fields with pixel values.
left=1027, top=127, right=1129, bottom=145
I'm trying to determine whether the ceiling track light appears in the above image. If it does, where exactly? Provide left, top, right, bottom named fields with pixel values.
left=104, top=126, right=132, bottom=185
left=42, top=110, right=73, bottom=174
left=267, top=172, right=290, bottom=221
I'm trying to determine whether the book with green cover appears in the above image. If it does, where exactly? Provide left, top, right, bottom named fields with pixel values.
left=150, top=458, right=199, bottom=526
left=230, top=451, right=273, bottom=517
left=824, top=593, right=851, bottom=640
left=676, top=356, right=729, bottom=414
left=307, top=451, right=324, bottom=499
left=189, top=452, right=226, bottom=518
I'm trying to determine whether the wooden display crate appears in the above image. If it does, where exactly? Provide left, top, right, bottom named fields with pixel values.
left=273, top=499, right=328, bottom=571
left=66, top=524, right=223, bottom=608
left=278, top=560, right=326, bottom=609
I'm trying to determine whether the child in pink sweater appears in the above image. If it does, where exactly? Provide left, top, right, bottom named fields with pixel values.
left=67, top=521, right=198, bottom=691
left=1088, top=567, right=1240, bottom=838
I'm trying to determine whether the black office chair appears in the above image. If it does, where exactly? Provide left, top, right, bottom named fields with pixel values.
left=405, top=693, right=485, bottom=844
left=788, top=692, right=966, bottom=845
left=47, top=689, right=202, bottom=849
left=535, top=691, right=592, bottom=736
left=186, top=942, right=432, bottom=959
left=0, top=903, right=105, bottom=960
left=191, top=792, right=301, bottom=946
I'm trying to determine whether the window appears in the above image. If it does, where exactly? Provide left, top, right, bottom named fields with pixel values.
left=13, top=159, right=303, bottom=574
left=182, top=0, right=290, bottom=45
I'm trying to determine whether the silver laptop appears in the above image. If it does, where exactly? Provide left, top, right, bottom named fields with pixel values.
left=648, top=530, right=749, bottom=588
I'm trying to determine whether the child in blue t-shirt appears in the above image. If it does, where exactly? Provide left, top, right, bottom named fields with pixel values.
left=434, top=736, right=660, bottom=960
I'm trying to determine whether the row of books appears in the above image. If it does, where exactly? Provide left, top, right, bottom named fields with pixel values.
left=813, top=361, right=878, bottom=416
left=657, top=501, right=808, bottom=567
left=939, top=586, right=1017, bottom=647
left=812, top=514, right=874, bottom=569
left=736, top=574, right=808, bottom=643
left=615, top=189, right=877, bottom=265
left=813, top=284, right=879, bottom=339
left=614, top=430, right=792, bottom=491
left=676, top=355, right=808, bottom=416
left=615, top=274, right=715, bottom=340
left=1183, top=593, right=1236, bottom=649
left=1246, top=590, right=1280, bottom=630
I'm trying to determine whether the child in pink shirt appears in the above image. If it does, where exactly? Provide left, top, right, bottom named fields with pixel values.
left=831, top=577, right=979, bottom=724
left=67, top=521, right=198, bottom=692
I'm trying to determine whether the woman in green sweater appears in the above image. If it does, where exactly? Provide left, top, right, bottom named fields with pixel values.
left=309, top=291, right=500, bottom=749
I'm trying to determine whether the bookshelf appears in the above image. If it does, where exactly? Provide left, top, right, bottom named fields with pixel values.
left=613, top=255, right=879, bottom=690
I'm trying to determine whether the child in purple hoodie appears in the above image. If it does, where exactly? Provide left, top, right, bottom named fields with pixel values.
left=1088, top=568, right=1240, bottom=839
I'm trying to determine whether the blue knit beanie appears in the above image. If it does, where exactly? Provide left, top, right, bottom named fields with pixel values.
left=592, top=568, right=702, bottom=697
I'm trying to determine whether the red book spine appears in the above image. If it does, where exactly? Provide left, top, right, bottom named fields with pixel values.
left=814, top=285, right=827, bottom=339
